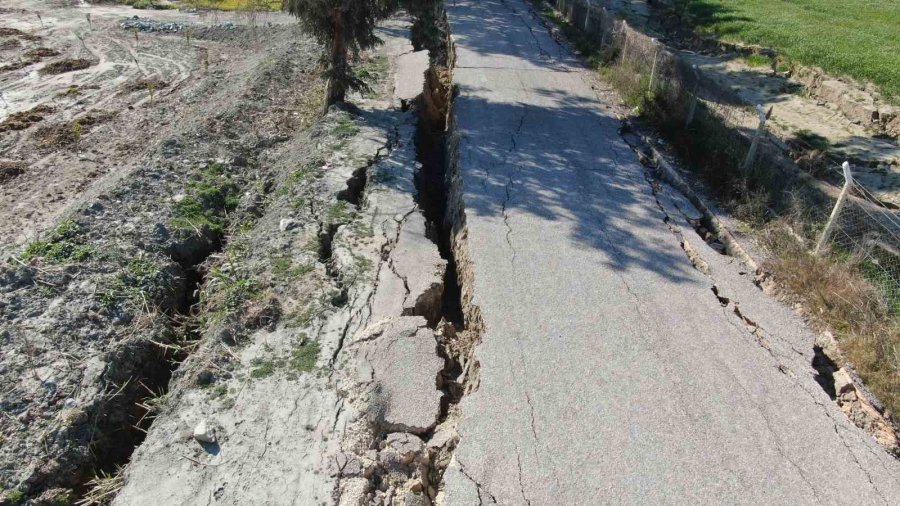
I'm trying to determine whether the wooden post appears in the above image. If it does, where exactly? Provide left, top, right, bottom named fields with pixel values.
left=684, top=65, right=701, bottom=127
left=815, top=162, right=854, bottom=255
left=648, top=40, right=660, bottom=93
left=740, top=104, right=768, bottom=174
left=619, top=24, right=629, bottom=66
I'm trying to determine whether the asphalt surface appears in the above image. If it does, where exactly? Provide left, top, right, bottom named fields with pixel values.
left=441, top=1, right=900, bottom=504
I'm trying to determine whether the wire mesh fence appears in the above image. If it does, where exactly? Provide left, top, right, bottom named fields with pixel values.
left=544, top=0, right=900, bottom=313
left=814, top=162, right=900, bottom=313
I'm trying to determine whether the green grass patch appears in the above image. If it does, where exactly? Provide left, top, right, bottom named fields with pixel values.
left=101, top=257, right=162, bottom=308
left=676, top=0, right=900, bottom=101
left=22, top=220, right=97, bottom=264
left=249, top=359, right=275, bottom=379
left=739, top=53, right=772, bottom=68
left=170, top=162, right=240, bottom=234
left=202, top=266, right=260, bottom=324
left=793, top=129, right=831, bottom=151
left=333, top=113, right=360, bottom=138
left=290, top=340, right=320, bottom=373
left=327, top=201, right=353, bottom=224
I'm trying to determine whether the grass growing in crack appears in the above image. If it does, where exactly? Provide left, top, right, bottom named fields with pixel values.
left=101, top=257, right=162, bottom=310
left=327, top=201, right=354, bottom=224
left=78, top=466, right=125, bottom=506
left=21, top=220, right=96, bottom=264
left=170, top=163, right=240, bottom=234
left=271, top=254, right=315, bottom=280
left=201, top=266, right=260, bottom=324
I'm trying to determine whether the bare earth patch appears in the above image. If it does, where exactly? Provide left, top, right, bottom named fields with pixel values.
left=39, top=57, right=94, bottom=75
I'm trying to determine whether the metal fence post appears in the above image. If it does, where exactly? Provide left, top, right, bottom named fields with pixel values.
left=740, top=104, right=768, bottom=174
left=815, top=162, right=854, bottom=255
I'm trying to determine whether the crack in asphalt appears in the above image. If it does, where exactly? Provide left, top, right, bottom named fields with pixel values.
left=458, top=460, right=500, bottom=505
left=641, top=157, right=895, bottom=502
left=514, top=446, right=533, bottom=506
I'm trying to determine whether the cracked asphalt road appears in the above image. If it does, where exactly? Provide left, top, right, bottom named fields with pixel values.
left=441, top=0, right=900, bottom=504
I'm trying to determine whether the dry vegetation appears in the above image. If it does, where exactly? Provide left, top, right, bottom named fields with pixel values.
left=40, top=58, right=94, bottom=75
left=762, top=222, right=900, bottom=416
left=0, top=105, right=57, bottom=133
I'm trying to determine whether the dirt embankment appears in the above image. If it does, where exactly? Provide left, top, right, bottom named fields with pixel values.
left=4, top=2, right=468, bottom=504
left=0, top=2, right=324, bottom=502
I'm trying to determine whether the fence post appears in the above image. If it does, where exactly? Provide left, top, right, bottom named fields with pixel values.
left=685, top=65, right=701, bottom=127
left=619, top=23, right=629, bottom=66
left=648, top=40, right=660, bottom=93
left=740, top=104, right=768, bottom=174
left=815, top=162, right=854, bottom=255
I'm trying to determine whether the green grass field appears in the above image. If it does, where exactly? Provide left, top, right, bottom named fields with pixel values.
left=680, top=0, right=900, bottom=102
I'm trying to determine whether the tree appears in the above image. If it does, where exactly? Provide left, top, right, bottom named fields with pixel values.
left=401, top=0, right=448, bottom=66
left=283, top=0, right=400, bottom=111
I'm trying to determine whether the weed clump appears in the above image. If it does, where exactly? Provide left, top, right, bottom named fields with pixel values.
left=101, top=257, right=166, bottom=310
left=22, top=220, right=96, bottom=264
left=34, top=112, right=114, bottom=148
left=290, top=340, right=320, bottom=373
left=761, top=222, right=900, bottom=415
left=170, top=163, right=241, bottom=235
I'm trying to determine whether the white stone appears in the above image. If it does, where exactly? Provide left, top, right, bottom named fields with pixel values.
left=193, top=420, right=216, bottom=443
left=279, top=218, right=298, bottom=232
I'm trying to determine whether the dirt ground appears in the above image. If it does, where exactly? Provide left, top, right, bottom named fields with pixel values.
left=0, top=0, right=292, bottom=254
left=1, top=1, right=463, bottom=505
left=0, top=1, right=331, bottom=503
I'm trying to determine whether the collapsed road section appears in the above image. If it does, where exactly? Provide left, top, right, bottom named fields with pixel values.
left=113, top=16, right=473, bottom=506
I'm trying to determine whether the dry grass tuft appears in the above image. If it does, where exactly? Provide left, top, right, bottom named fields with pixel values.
left=34, top=112, right=115, bottom=148
left=0, top=160, right=25, bottom=184
left=122, top=78, right=167, bottom=93
left=76, top=466, right=126, bottom=506
left=24, top=47, right=60, bottom=59
left=761, top=222, right=900, bottom=416
left=0, top=104, right=56, bottom=133
left=40, top=58, right=93, bottom=75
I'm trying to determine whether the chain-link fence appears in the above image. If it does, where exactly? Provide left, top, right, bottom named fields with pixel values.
left=543, top=0, right=900, bottom=312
